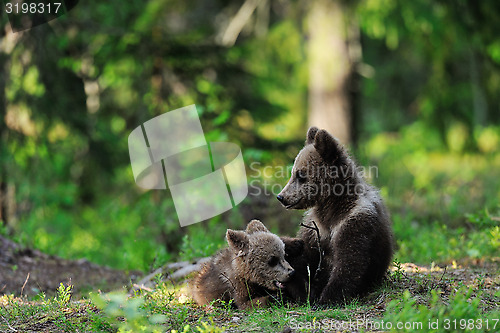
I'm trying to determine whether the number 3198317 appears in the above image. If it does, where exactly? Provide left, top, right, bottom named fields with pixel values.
left=5, top=2, right=61, bottom=14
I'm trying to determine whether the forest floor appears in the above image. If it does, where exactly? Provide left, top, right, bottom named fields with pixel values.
left=0, top=236, right=141, bottom=298
left=0, top=237, right=499, bottom=332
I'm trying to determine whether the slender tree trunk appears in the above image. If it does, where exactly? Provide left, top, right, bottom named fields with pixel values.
left=0, top=53, right=8, bottom=227
left=307, top=0, right=355, bottom=145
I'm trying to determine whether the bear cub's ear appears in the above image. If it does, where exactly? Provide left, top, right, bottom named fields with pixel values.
left=281, top=237, right=305, bottom=257
left=227, top=230, right=249, bottom=254
left=306, top=126, right=319, bottom=145
left=313, top=129, right=341, bottom=163
left=245, top=219, right=269, bottom=234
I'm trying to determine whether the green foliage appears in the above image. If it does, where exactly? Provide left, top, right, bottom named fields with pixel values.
left=178, top=218, right=229, bottom=262
left=2, top=1, right=500, bottom=330
left=16, top=189, right=178, bottom=271
left=91, top=292, right=166, bottom=332
left=358, top=0, right=500, bottom=144
left=0, top=290, right=112, bottom=332
left=362, top=123, right=500, bottom=222
left=236, top=302, right=351, bottom=333
left=7, top=121, right=499, bottom=271
left=392, top=259, right=405, bottom=283
left=383, top=288, right=500, bottom=332
left=0, top=0, right=306, bottom=273
left=56, top=283, right=73, bottom=306
left=1, top=0, right=500, bottom=281
left=176, top=319, right=225, bottom=333
left=393, top=214, right=499, bottom=265
left=355, top=123, right=500, bottom=264
left=1, top=273, right=498, bottom=332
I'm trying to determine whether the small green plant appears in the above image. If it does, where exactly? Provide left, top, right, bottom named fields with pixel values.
left=91, top=292, right=166, bottom=332
left=475, top=274, right=485, bottom=290
left=209, top=298, right=234, bottom=313
left=172, top=325, right=191, bottom=333
left=170, top=320, right=225, bottom=333
left=56, top=283, right=73, bottom=306
left=466, top=208, right=500, bottom=229
left=195, top=319, right=225, bottom=333
left=392, top=259, right=405, bottom=282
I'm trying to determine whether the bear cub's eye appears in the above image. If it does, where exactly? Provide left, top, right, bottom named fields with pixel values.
left=268, top=256, right=279, bottom=267
left=296, top=170, right=307, bottom=183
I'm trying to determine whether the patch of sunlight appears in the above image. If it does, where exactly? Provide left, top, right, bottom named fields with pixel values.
left=466, top=248, right=481, bottom=259
left=112, top=85, right=138, bottom=108
left=365, top=132, right=397, bottom=159
left=0, top=295, right=16, bottom=306
left=111, top=116, right=126, bottom=134
left=446, top=122, right=468, bottom=153
left=70, top=228, right=98, bottom=253
left=379, top=186, right=389, bottom=200
left=401, top=120, right=443, bottom=150
left=487, top=40, right=500, bottom=64
left=430, top=262, right=444, bottom=272
left=23, top=66, right=46, bottom=96
left=34, top=228, right=50, bottom=250
left=6, top=60, right=22, bottom=100
left=490, top=227, right=500, bottom=248
left=267, top=21, right=304, bottom=65
left=476, top=126, right=499, bottom=153
left=48, top=122, right=69, bottom=142
left=178, top=295, right=189, bottom=304
left=5, top=104, right=37, bottom=136
left=403, top=151, right=433, bottom=189
left=235, top=110, right=254, bottom=131
left=154, top=281, right=192, bottom=305
left=257, top=105, right=304, bottom=141
left=422, top=152, right=489, bottom=182
left=176, top=284, right=192, bottom=304
left=386, top=26, right=399, bottom=49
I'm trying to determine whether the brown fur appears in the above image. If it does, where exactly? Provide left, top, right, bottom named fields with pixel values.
left=191, top=220, right=296, bottom=309
left=277, top=127, right=394, bottom=305
left=280, top=236, right=309, bottom=303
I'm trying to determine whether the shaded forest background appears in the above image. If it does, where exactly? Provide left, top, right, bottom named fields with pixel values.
left=0, top=0, right=499, bottom=273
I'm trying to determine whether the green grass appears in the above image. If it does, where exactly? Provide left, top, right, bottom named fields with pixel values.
left=393, top=210, right=500, bottom=265
left=2, top=264, right=498, bottom=332
left=383, top=289, right=500, bottom=332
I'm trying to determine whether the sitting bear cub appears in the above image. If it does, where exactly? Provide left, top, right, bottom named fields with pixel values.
left=277, top=127, right=394, bottom=305
left=191, top=220, right=302, bottom=309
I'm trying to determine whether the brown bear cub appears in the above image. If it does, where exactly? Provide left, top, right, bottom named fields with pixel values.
left=277, top=127, right=394, bottom=305
left=191, top=220, right=303, bottom=309
left=279, top=236, right=310, bottom=303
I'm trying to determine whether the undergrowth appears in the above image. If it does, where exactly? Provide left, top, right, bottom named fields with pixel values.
left=1, top=262, right=498, bottom=333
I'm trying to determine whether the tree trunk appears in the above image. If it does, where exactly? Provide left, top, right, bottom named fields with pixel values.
left=307, top=0, right=355, bottom=145
left=0, top=51, right=8, bottom=227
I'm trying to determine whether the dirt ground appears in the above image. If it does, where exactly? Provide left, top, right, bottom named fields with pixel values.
left=0, top=236, right=141, bottom=297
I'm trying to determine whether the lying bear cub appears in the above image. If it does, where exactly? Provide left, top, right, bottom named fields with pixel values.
left=191, top=220, right=304, bottom=309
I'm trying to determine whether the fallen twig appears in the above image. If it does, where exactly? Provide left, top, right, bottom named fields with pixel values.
left=0, top=315, right=17, bottom=332
left=129, top=257, right=211, bottom=295
left=20, top=273, right=30, bottom=297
